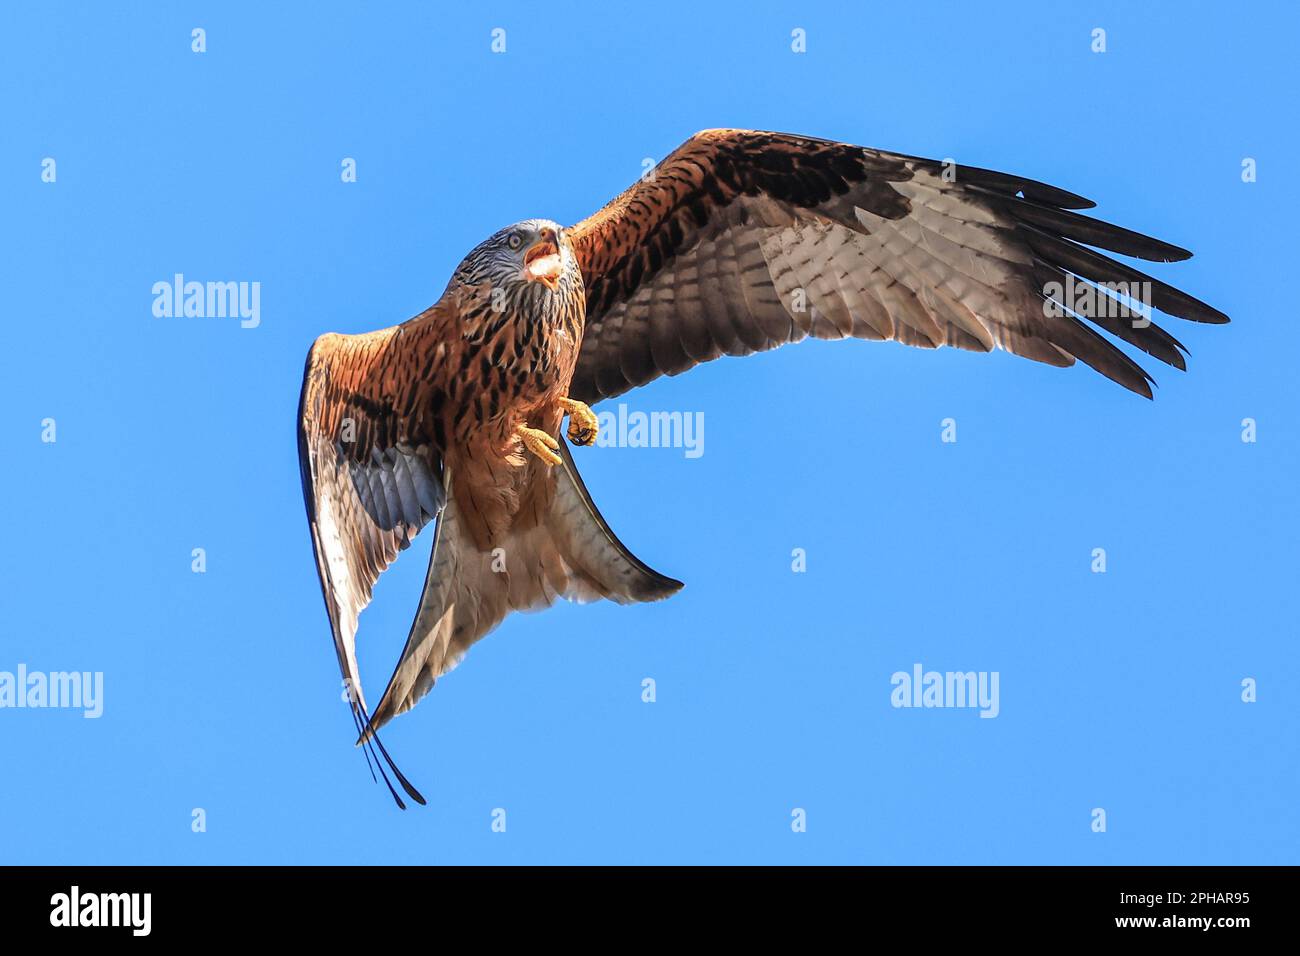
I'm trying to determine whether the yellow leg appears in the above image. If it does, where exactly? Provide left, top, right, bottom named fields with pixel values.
left=515, top=423, right=562, bottom=467
left=559, top=397, right=599, bottom=446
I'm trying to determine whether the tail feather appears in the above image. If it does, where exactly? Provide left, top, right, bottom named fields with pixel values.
left=358, top=442, right=681, bottom=744
left=550, top=443, right=684, bottom=604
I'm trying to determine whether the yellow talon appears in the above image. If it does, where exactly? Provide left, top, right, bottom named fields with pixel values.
left=559, top=397, right=599, bottom=447
left=516, top=424, right=562, bottom=467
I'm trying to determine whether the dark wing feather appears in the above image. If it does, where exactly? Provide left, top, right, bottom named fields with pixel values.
left=297, top=327, right=444, bottom=807
left=567, top=129, right=1228, bottom=404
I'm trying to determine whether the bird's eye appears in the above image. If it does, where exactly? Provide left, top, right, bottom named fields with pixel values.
left=507, top=233, right=523, bottom=251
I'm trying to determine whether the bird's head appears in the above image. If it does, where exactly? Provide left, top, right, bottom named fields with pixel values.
left=457, top=219, right=575, bottom=299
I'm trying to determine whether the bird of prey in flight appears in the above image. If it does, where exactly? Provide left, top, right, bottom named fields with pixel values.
left=297, top=129, right=1228, bottom=806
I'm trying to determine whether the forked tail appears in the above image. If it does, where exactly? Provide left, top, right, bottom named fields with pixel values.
left=358, top=440, right=682, bottom=746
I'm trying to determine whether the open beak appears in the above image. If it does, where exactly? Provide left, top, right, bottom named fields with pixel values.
left=523, top=228, right=563, bottom=290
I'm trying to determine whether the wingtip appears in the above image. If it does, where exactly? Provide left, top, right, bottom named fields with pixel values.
left=1042, top=188, right=1096, bottom=211
left=349, top=702, right=426, bottom=808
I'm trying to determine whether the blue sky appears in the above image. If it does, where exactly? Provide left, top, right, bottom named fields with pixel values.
left=1, top=1, right=1295, bottom=864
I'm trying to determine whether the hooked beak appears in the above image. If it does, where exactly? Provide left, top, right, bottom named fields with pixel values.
left=523, top=227, right=564, bottom=291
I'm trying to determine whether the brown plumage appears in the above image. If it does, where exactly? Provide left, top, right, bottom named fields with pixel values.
left=298, top=130, right=1228, bottom=805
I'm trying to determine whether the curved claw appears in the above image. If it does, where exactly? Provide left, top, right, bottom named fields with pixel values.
left=516, top=424, right=562, bottom=466
left=560, top=397, right=599, bottom=447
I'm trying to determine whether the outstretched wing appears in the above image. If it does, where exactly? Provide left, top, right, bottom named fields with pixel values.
left=297, top=327, right=445, bottom=806
left=567, top=129, right=1228, bottom=404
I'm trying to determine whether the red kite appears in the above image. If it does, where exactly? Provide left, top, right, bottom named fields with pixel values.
left=297, top=130, right=1228, bottom=805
